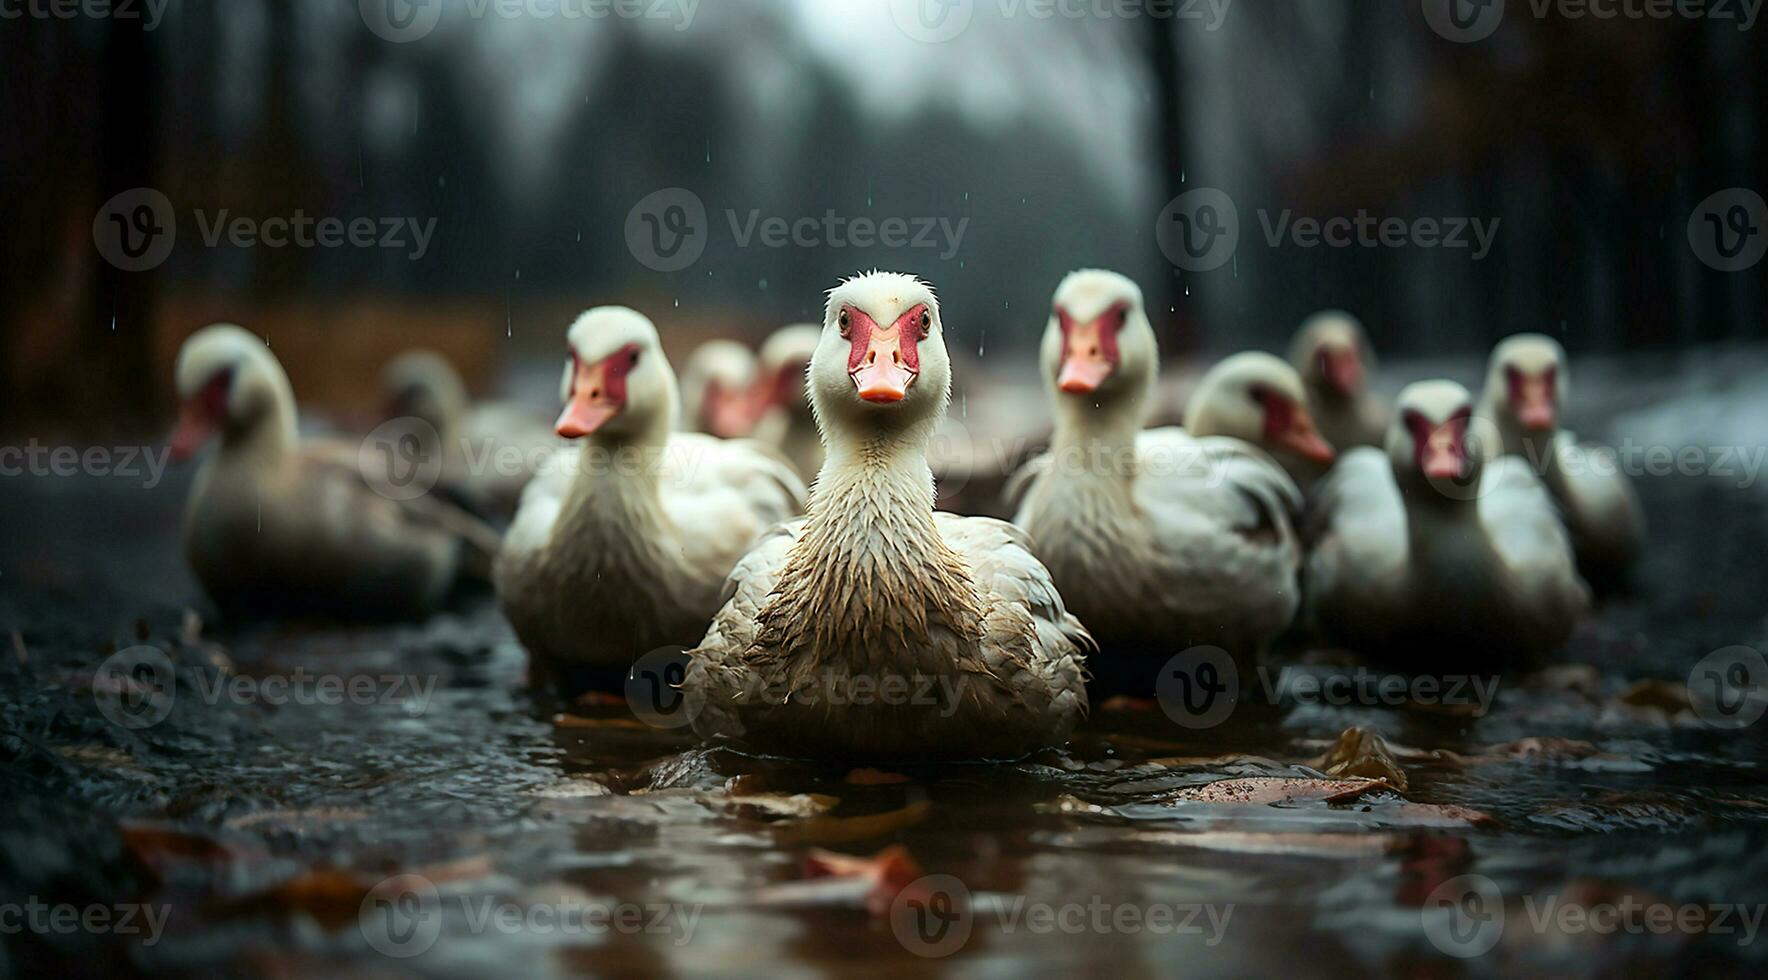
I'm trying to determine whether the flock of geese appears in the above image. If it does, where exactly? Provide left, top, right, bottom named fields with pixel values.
left=165, top=269, right=1645, bottom=761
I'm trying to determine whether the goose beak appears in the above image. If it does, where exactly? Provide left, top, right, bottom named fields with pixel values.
left=1057, top=318, right=1115, bottom=394
left=167, top=400, right=214, bottom=462
left=852, top=329, right=916, bottom=403
left=1317, top=347, right=1363, bottom=396
left=1279, top=409, right=1336, bottom=464
left=1420, top=424, right=1465, bottom=480
left=556, top=359, right=622, bottom=438
left=705, top=385, right=755, bottom=438
left=1514, top=380, right=1556, bottom=431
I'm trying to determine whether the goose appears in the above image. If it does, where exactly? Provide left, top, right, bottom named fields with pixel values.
left=169, top=324, right=499, bottom=619
left=1005, top=271, right=1336, bottom=690
left=1476, top=333, right=1644, bottom=587
left=683, top=272, right=1090, bottom=761
left=1303, top=380, right=1590, bottom=671
left=679, top=339, right=762, bottom=438
left=749, top=324, right=824, bottom=481
left=495, top=308, right=805, bottom=693
left=1287, top=310, right=1389, bottom=484
left=382, top=349, right=558, bottom=521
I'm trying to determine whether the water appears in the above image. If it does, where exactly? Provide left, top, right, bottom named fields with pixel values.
left=1, top=460, right=1765, bottom=977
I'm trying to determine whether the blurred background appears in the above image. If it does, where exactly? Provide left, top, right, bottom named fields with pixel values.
left=1, top=0, right=1763, bottom=435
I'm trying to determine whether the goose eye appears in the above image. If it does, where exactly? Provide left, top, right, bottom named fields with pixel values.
left=630, top=349, right=641, bottom=367
left=838, top=311, right=851, bottom=337
left=919, top=311, right=931, bottom=331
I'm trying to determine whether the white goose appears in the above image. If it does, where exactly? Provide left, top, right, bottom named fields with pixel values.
left=1303, top=380, right=1590, bottom=670
left=683, top=273, right=1090, bottom=761
left=382, top=349, right=557, bottom=521
left=1289, top=310, right=1389, bottom=450
left=749, top=324, right=824, bottom=481
left=1476, top=333, right=1644, bottom=586
left=496, top=308, right=805, bottom=691
left=679, top=339, right=761, bottom=438
left=1006, top=271, right=1336, bottom=685
left=171, top=325, right=499, bottom=619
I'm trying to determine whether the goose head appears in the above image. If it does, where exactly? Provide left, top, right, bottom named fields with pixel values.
left=1040, top=269, right=1157, bottom=413
left=1388, top=380, right=1483, bottom=490
left=1483, top=333, right=1564, bottom=435
left=808, top=272, right=950, bottom=442
left=1290, top=310, right=1374, bottom=401
left=1185, top=352, right=1336, bottom=463
left=680, top=339, right=759, bottom=439
left=756, top=324, right=822, bottom=418
left=382, top=349, right=468, bottom=434
left=556, top=307, right=678, bottom=443
left=169, top=324, right=296, bottom=461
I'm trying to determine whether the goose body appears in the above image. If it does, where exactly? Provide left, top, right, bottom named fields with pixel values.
left=1476, top=333, right=1644, bottom=587
left=382, top=349, right=557, bottom=521
left=172, top=325, right=498, bottom=619
left=495, top=309, right=804, bottom=686
left=749, top=324, right=824, bottom=481
left=1304, top=380, right=1590, bottom=670
left=684, top=273, right=1089, bottom=761
left=1008, top=272, right=1335, bottom=685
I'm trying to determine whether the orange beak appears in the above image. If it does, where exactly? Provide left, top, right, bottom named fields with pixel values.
left=1420, top=423, right=1465, bottom=480
left=1513, top=376, right=1556, bottom=431
left=704, top=385, right=755, bottom=438
left=1278, top=409, right=1336, bottom=464
left=168, top=400, right=215, bottom=462
left=851, top=326, right=916, bottom=403
left=1057, top=318, right=1114, bottom=395
left=556, top=358, right=622, bottom=438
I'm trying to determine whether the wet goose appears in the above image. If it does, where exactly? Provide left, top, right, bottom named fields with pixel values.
left=495, top=308, right=804, bottom=692
left=683, top=273, right=1090, bottom=761
left=382, top=349, right=557, bottom=521
left=1476, top=333, right=1644, bottom=587
left=749, top=324, right=824, bottom=482
left=1006, top=271, right=1335, bottom=688
left=1303, top=380, right=1590, bottom=670
left=1286, top=310, right=1389, bottom=486
left=171, top=325, right=498, bottom=619
left=679, top=339, right=762, bottom=438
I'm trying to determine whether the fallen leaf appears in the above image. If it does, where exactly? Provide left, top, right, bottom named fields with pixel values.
left=774, top=801, right=934, bottom=844
left=845, top=768, right=910, bottom=786
left=1133, top=830, right=1402, bottom=858
left=1097, top=696, right=1159, bottom=712
left=803, top=844, right=932, bottom=917
left=553, top=714, right=653, bottom=731
left=1313, top=727, right=1409, bottom=792
left=1618, top=679, right=1692, bottom=713
left=1166, top=777, right=1387, bottom=806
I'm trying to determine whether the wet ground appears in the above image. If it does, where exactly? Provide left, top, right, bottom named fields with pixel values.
left=4, top=354, right=1768, bottom=978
